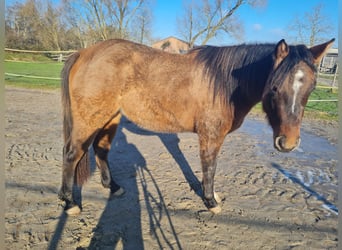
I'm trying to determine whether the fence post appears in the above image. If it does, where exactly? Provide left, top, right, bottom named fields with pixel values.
left=332, top=64, right=338, bottom=93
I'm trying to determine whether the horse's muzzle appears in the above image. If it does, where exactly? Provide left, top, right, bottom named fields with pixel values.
left=274, top=136, right=301, bottom=152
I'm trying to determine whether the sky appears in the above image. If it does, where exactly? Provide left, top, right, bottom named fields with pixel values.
left=152, top=0, right=338, bottom=46
left=6, top=0, right=339, bottom=47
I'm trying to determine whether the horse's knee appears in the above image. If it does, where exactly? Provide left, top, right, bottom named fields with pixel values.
left=63, top=142, right=80, bottom=162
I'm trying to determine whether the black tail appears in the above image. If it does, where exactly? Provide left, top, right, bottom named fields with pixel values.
left=61, top=52, right=90, bottom=186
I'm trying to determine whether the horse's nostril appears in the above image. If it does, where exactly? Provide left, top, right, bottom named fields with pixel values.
left=275, top=136, right=285, bottom=151
left=275, top=136, right=300, bottom=152
left=296, top=137, right=301, bottom=148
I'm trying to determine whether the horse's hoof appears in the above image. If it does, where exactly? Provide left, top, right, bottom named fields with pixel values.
left=65, top=205, right=81, bottom=215
left=214, top=192, right=221, bottom=204
left=110, top=187, right=125, bottom=197
left=209, top=205, right=222, bottom=214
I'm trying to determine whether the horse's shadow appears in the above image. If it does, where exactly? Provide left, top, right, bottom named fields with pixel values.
left=87, top=117, right=201, bottom=249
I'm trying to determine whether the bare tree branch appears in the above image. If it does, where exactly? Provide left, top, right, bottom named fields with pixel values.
left=287, top=3, right=334, bottom=46
left=178, top=0, right=264, bottom=47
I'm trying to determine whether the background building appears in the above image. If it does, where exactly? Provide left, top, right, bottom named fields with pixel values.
left=152, top=37, right=190, bottom=54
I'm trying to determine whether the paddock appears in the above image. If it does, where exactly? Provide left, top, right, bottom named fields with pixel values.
left=5, top=87, right=337, bottom=249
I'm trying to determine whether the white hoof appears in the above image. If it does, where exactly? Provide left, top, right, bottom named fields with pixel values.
left=111, top=187, right=125, bottom=197
left=209, top=205, right=222, bottom=214
left=214, top=192, right=221, bottom=204
left=65, top=205, right=81, bottom=216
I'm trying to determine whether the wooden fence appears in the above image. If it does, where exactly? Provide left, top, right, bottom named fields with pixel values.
left=5, top=48, right=75, bottom=62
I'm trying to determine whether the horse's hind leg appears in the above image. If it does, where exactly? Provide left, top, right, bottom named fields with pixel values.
left=59, top=138, right=89, bottom=215
left=93, top=115, right=125, bottom=197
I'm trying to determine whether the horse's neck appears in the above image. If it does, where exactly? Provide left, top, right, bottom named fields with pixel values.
left=228, top=50, right=274, bottom=128
left=236, top=52, right=273, bottom=105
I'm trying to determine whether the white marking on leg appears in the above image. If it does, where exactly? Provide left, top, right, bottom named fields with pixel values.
left=291, top=70, right=304, bottom=113
left=214, top=192, right=221, bottom=203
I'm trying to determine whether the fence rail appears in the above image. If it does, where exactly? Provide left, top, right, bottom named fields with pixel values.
left=5, top=72, right=61, bottom=80
left=5, top=48, right=75, bottom=62
left=5, top=48, right=76, bottom=54
left=308, top=99, right=338, bottom=102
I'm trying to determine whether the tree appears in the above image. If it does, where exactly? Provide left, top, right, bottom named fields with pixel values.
left=130, top=6, right=153, bottom=44
left=61, top=0, right=151, bottom=47
left=40, top=1, right=64, bottom=50
left=6, top=0, right=74, bottom=50
left=177, top=0, right=266, bottom=48
left=288, top=3, right=334, bottom=46
left=5, top=0, right=43, bottom=49
left=105, top=0, right=145, bottom=39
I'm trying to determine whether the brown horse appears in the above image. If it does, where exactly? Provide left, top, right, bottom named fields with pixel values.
left=58, top=38, right=334, bottom=215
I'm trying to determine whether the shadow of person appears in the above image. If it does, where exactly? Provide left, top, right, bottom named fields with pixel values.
left=87, top=121, right=145, bottom=249
left=122, top=117, right=203, bottom=198
left=88, top=117, right=184, bottom=249
left=157, top=133, right=203, bottom=197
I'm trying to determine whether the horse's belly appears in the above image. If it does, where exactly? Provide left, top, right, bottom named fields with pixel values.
left=120, top=91, right=195, bottom=133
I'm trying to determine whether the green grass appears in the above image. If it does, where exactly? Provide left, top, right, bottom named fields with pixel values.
left=305, top=87, right=338, bottom=120
left=5, top=60, right=63, bottom=89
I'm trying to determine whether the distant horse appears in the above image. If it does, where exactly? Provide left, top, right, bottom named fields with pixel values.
left=58, top=38, right=334, bottom=215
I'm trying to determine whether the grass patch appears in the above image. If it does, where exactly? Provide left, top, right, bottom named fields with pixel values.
left=305, top=87, right=338, bottom=120
left=5, top=60, right=63, bottom=89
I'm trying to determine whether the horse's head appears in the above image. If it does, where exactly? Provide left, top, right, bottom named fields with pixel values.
left=262, top=38, right=335, bottom=152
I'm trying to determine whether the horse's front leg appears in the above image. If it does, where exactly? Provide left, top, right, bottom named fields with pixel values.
left=198, top=133, right=225, bottom=214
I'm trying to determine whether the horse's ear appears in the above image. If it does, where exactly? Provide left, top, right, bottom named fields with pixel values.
left=274, top=39, right=289, bottom=68
left=310, top=38, right=335, bottom=65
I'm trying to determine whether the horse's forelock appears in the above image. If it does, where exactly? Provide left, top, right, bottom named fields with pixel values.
left=267, top=45, right=317, bottom=91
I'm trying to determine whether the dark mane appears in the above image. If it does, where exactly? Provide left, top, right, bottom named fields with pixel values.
left=192, top=43, right=316, bottom=106
left=192, top=44, right=275, bottom=105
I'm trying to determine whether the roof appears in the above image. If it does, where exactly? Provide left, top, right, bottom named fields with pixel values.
left=326, top=48, right=338, bottom=55
left=152, top=36, right=190, bottom=54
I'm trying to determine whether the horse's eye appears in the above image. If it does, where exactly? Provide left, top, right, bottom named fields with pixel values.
left=271, top=86, right=278, bottom=93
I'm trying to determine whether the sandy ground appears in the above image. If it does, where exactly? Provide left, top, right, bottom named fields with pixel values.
left=5, top=87, right=338, bottom=250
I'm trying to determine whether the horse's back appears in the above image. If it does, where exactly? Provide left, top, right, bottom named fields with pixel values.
left=67, top=39, right=214, bottom=133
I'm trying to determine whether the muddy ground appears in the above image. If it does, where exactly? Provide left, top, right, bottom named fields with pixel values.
left=5, top=87, right=338, bottom=249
